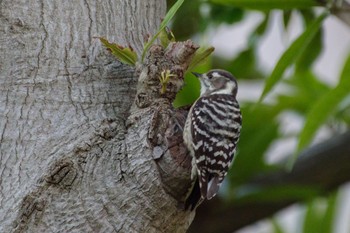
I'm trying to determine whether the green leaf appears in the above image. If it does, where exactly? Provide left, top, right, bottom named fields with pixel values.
left=283, top=10, right=292, bottom=30
left=321, top=193, right=339, bottom=233
left=254, top=12, right=270, bottom=37
left=303, top=193, right=339, bottom=233
left=209, top=3, right=244, bottom=24
left=170, top=0, right=202, bottom=40
left=295, top=28, right=323, bottom=73
left=259, top=12, right=328, bottom=102
left=173, top=72, right=200, bottom=108
left=271, top=219, right=286, bottom=233
left=210, top=0, right=320, bottom=10
left=292, top=52, right=350, bottom=164
left=275, top=72, right=330, bottom=114
left=227, top=48, right=260, bottom=79
left=335, top=95, right=350, bottom=124
left=173, top=59, right=212, bottom=108
left=229, top=103, right=279, bottom=185
left=339, top=53, right=350, bottom=84
left=187, top=46, right=215, bottom=71
left=141, top=0, right=185, bottom=61
left=299, top=9, right=317, bottom=27
left=303, top=200, right=325, bottom=233
left=219, top=47, right=264, bottom=79
left=99, top=37, right=138, bottom=66
left=158, top=27, right=176, bottom=48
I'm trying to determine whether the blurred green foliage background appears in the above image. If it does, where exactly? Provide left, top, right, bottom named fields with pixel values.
left=168, top=0, right=350, bottom=232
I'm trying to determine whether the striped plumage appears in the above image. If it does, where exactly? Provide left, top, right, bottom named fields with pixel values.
left=183, top=69, right=242, bottom=210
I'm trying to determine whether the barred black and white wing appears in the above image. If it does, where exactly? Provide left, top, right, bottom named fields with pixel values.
left=189, top=94, right=241, bottom=200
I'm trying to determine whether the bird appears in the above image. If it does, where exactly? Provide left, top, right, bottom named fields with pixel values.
left=183, top=69, right=242, bottom=210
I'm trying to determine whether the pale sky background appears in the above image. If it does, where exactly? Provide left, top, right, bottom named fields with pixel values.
left=207, top=11, right=350, bottom=233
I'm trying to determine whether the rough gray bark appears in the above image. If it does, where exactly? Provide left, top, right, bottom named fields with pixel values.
left=0, top=1, right=196, bottom=232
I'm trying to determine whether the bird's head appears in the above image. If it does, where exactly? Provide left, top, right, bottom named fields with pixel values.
left=192, top=69, right=238, bottom=97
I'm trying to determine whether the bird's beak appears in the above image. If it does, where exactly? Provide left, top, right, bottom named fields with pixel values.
left=191, top=72, right=202, bottom=78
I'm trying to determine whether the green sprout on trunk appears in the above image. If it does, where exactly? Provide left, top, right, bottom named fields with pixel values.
left=159, top=70, right=176, bottom=94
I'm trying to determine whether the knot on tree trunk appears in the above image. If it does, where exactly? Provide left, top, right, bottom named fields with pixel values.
left=134, top=40, right=199, bottom=108
left=130, top=40, right=199, bottom=204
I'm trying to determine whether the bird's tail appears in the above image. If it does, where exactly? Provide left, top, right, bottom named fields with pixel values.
left=207, top=176, right=221, bottom=199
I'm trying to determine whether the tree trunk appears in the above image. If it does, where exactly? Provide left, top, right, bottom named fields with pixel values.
left=0, top=1, right=195, bottom=232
